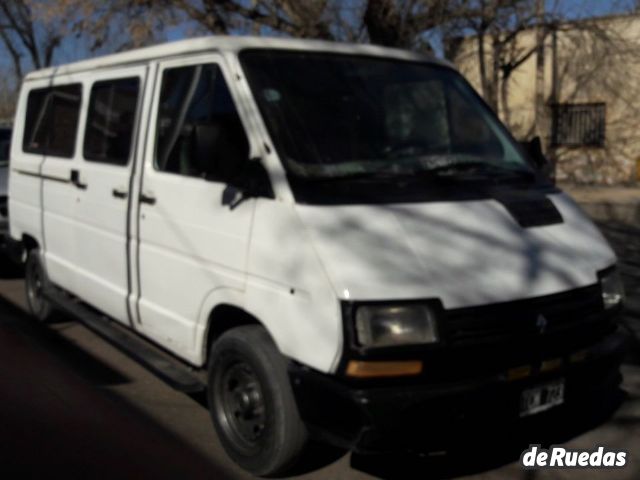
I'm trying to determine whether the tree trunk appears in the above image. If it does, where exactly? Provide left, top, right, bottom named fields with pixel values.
left=477, top=29, right=490, bottom=102
left=0, top=28, right=23, bottom=83
left=489, top=33, right=501, bottom=111
left=534, top=0, right=546, bottom=142
left=501, top=70, right=512, bottom=128
left=364, top=0, right=404, bottom=47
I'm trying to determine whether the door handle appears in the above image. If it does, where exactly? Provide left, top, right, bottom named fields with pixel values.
left=139, top=192, right=156, bottom=205
left=70, top=169, right=87, bottom=190
left=112, top=188, right=128, bottom=199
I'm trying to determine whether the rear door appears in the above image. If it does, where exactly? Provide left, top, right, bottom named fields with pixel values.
left=69, top=66, right=147, bottom=325
left=30, top=82, right=83, bottom=291
left=134, top=55, right=255, bottom=357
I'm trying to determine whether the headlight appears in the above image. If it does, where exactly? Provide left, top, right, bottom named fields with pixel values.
left=600, top=268, right=625, bottom=309
left=355, top=304, right=439, bottom=347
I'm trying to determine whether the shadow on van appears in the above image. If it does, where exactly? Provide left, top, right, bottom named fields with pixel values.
left=350, top=386, right=626, bottom=479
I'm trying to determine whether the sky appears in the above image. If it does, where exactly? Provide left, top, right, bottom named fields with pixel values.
left=554, top=0, right=635, bottom=18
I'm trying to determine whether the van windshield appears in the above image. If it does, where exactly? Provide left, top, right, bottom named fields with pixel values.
left=240, top=50, right=534, bottom=183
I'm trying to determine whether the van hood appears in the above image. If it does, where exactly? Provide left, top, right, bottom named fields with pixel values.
left=296, top=192, right=615, bottom=309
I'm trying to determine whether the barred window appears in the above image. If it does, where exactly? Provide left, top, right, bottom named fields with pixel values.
left=551, top=103, right=605, bottom=148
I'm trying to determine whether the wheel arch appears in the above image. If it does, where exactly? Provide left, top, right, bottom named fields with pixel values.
left=196, top=288, right=271, bottom=367
left=203, top=303, right=264, bottom=364
left=21, top=233, right=39, bottom=253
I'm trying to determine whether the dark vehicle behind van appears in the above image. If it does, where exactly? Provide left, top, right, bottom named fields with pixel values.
left=0, top=127, right=11, bottom=243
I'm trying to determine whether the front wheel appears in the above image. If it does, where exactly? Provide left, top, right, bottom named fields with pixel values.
left=24, top=249, right=55, bottom=322
left=207, top=325, right=308, bottom=476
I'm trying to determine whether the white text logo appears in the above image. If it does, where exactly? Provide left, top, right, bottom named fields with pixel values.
left=520, top=445, right=627, bottom=468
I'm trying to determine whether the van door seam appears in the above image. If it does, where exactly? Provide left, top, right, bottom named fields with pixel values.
left=124, top=65, right=150, bottom=328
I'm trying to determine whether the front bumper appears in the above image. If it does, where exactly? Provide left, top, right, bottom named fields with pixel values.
left=289, top=329, right=628, bottom=453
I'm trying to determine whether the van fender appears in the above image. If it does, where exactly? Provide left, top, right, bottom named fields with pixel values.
left=194, top=286, right=248, bottom=365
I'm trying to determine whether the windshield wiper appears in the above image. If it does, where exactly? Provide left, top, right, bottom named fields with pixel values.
left=294, top=161, right=536, bottom=184
left=427, top=162, right=536, bottom=181
left=299, top=167, right=419, bottom=183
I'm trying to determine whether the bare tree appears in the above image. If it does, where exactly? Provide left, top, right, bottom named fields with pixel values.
left=160, top=0, right=337, bottom=39
left=451, top=0, right=551, bottom=112
left=0, top=0, right=64, bottom=82
left=39, top=0, right=177, bottom=53
left=141, top=0, right=456, bottom=51
left=362, top=0, right=451, bottom=50
left=0, top=68, right=16, bottom=122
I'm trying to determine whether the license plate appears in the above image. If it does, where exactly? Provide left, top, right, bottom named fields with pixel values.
left=519, top=379, right=565, bottom=417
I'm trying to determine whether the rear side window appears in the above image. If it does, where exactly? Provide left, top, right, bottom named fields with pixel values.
left=23, top=85, right=82, bottom=158
left=84, top=77, right=140, bottom=166
left=155, top=64, right=249, bottom=180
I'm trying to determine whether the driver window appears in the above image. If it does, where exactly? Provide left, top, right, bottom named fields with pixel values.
left=155, top=63, right=249, bottom=181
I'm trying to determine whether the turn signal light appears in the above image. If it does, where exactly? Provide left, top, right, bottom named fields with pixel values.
left=541, top=358, right=563, bottom=372
left=507, top=365, right=532, bottom=381
left=570, top=350, right=588, bottom=363
left=345, top=360, right=423, bottom=378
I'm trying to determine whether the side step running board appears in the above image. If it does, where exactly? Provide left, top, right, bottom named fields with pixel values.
left=45, top=287, right=205, bottom=393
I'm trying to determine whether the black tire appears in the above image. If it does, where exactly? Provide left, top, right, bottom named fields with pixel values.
left=24, top=249, right=55, bottom=322
left=207, top=325, right=308, bottom=476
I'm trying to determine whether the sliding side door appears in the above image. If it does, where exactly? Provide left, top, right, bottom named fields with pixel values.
left=69, top=66, right=147, bottom=325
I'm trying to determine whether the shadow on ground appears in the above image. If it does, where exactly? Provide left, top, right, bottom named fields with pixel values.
left=0, top=295, right=130, bottom=386
left=350, top=387, right=626, bottom=479
left=0, top=252, right=23, bottom=279
left=598, top=221, right=640, bottom=365
left=0, top=282, right=242, bottom=479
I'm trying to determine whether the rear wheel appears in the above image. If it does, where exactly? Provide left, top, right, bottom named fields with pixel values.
left=207, top=325, right=308, bottom=476
left=25, top=249, right=55, bottom=322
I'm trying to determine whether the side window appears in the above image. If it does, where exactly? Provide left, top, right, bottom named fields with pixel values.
left=23, top=84, right=82, bottom=158
left=155, top=63, right=249, bottom=181
left=84, top=77, right=140, bottom=166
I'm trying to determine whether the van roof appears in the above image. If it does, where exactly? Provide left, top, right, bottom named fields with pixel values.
left=25, top=35, right=451, bottom=81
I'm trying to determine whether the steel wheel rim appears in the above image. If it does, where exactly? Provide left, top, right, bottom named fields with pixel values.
left=214, top=358, right=267, bottom=455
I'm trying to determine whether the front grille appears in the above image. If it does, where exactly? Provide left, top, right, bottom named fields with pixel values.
left=444, top=285, right=608, bottom=347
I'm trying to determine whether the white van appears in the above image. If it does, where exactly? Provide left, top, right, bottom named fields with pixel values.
left=8, top=36, right=627, bottom=475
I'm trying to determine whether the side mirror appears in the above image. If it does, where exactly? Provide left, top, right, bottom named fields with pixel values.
left=520, top=136, right=555, bottom=183
left=222, top=159, right=274, bottom=209
left=238, top=159, right=273, bottom=198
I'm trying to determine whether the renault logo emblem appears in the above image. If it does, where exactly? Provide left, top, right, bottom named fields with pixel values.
left=536, top=314, right=548, bottom=334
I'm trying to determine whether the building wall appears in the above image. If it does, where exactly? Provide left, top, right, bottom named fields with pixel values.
left=453, top=15, right=640, bottom=184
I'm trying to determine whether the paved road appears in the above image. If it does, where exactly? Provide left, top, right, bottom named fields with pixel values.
left=0, top=225, right=639, bottom=479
